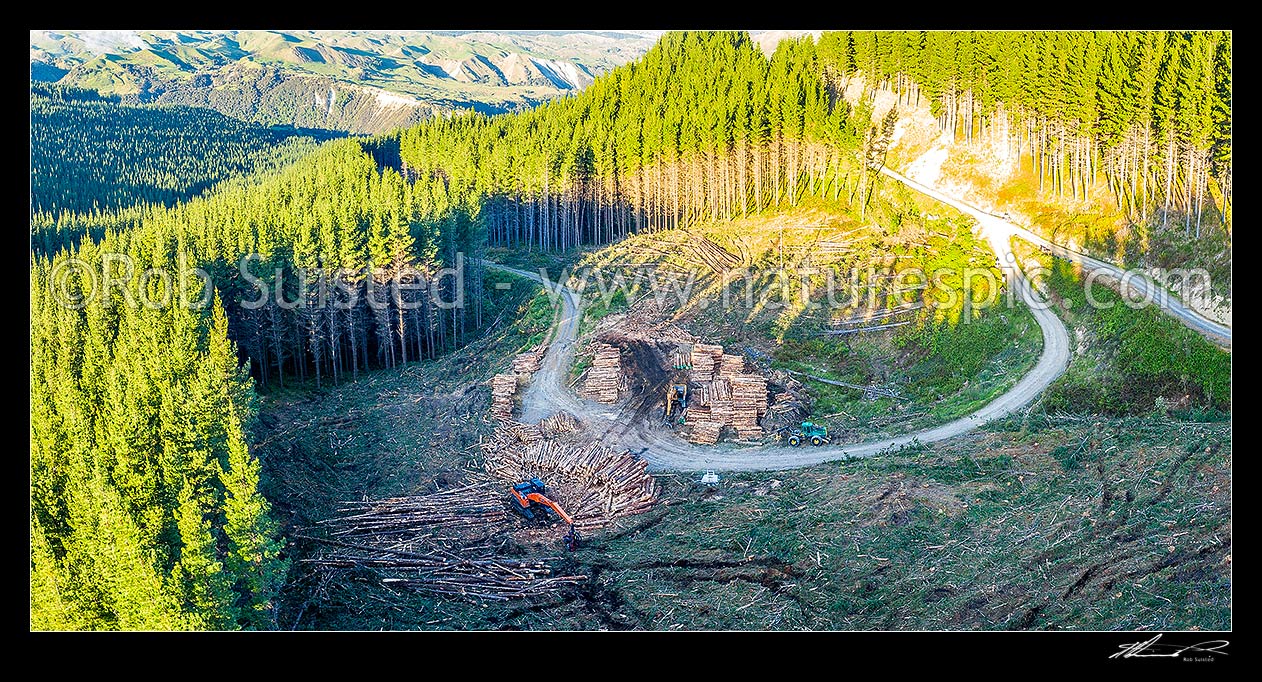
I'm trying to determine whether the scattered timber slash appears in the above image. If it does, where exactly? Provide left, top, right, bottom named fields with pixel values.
left=683, top=231, right=743, bottom=273
left=644, top=230, right=744, bottom=274
left=582, top=342, right=625, bottom=403
left=306, top=481, right=587, bottom=600
left=306, top=541, right=585, bottom=601
left=830, top=302, right=924, bottom=327
left=320, top=481, right=509, bottom=539
left=822, top=320, right=912, bottom=336
left=784, top=368, right=907, bottom=401
left=482, top=424, right=658, bottom=532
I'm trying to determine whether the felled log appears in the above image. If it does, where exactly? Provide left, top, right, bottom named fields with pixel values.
left=539, top=410, right=580, bottom=437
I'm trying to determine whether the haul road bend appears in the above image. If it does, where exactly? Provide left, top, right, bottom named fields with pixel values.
left=485, top=168, right=1225, bottom=471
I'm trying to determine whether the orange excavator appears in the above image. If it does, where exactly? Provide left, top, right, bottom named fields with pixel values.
left=510, top=478, right=580, bottom=550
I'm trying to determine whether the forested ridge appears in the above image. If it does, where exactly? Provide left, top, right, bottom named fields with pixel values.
left=394, top=32, right=874, bottom=250
left=30, top=82, right=320, bottom=221
left=815, top=30, right=1232, bottom=237
left=30, top=30, right=1231, bottom=630
left=29, top=117, right=503, bottom=628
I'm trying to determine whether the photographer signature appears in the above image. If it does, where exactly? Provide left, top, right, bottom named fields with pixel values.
left=1111, top=634, right=1229, bottom=660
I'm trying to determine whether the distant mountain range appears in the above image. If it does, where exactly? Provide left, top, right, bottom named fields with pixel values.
left=30, top=30, right=661, bottom=133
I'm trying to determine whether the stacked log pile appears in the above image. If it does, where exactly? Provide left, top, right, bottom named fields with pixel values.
left=310, top=544, right=585, bottom=601
left=481, top=427, right=657, bottom=531
left=682, top=342, right=769, bottom=443
left=689, top=343, right=724, bottom=382
left=687, top=420, right=723, bottom=445
left=490, top=373, right=518, bottom=420
left=582, top=343, right=625, bottom=403
left=719, top=354, right=746, bottom=378
left=730, top=374, right=769, bottom=439
left=512, top=345, right=546, bottom=377
left=307, top=481, right=587, bottom=601
left=688, top=379, right=731, bottom=405
left=684, top=232, right=743, bottom=273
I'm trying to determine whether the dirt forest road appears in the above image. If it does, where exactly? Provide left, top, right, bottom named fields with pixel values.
left=483, top=188, right=1074, bottom=472
left=484, top=176, right=1077, bottom=471
left=487, top=169, right=1229, bottom=471
left=879, top=168, right=1232, bottom=347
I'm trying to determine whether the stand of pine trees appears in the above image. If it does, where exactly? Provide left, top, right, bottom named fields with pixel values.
left=31, top=267, right=285, bottom=629
left=30, top=84, right=318, bottom=218
left=32, top=30, right=1230, bottom=629
left=395, top=32, right=873, bottom=249
left=30, top=140, right=485, bottom=629
left=815, top=30, right=1231, bottom=239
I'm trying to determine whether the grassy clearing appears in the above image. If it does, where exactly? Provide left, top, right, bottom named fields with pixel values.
left=562, top=198, right=1042, bottom=441
left=261, top=332, right=1231, bottom=631
left=1011, top=238, right=1230, bottom=416
left=772, top=300, right=1040, bottom=438
left=429, top=413, right=1228, bottom=630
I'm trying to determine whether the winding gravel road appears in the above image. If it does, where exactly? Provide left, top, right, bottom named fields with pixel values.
left=487, top=167, right=1222, bottom=471
left=880, top=168, right=1231, bottom=346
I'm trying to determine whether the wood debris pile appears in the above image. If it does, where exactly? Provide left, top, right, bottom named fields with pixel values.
left=764, top=391, right=810, bottom=432
left=762, top=370, right=813, bottom=433
left=482, top=426, right=657, bottom=531
left=307, top=481, right=587, bottom=601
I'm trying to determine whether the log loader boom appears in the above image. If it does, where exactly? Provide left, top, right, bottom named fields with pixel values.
left=510, top=478, right=580, bottom=550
